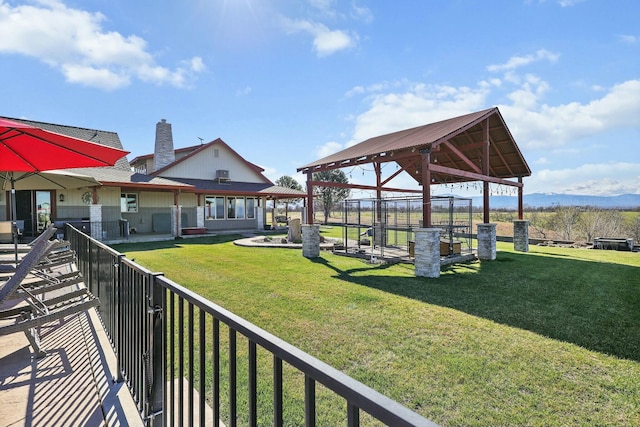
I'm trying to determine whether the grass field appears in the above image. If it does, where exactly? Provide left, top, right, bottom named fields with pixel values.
left=113, top=231, right=640, bottom=426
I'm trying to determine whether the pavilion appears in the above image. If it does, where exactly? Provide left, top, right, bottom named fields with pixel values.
left=297, top=107, right=532, bottom=276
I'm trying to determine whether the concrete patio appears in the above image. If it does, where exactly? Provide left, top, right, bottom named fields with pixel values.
left=0, top=307, right=142, bottom=426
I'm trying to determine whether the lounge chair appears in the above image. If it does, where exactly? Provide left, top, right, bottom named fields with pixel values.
left=0, top=226, right=98, bottom=358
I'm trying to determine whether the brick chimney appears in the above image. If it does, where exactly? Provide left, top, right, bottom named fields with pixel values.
left=154, top=118, right=176, bottom=172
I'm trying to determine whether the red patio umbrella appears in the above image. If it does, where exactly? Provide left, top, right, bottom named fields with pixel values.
left=0, top=117, right=129, bottom=261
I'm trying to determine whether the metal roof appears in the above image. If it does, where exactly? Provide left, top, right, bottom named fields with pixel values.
left=167, top=178, right=306, bottom=198
left=298, top=107, right=531, bottom=185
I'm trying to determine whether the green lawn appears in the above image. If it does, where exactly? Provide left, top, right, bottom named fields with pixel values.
left=113, top=231, right=640, bottom=426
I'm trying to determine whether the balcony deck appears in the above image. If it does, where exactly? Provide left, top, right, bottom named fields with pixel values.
left=0, top=307, right=142, bottom=426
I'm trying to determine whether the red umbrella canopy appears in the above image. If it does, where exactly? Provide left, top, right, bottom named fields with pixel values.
left=0, top=117, right=129, bottom=172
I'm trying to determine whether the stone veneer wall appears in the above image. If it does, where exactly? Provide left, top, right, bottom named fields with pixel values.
left=513, top=220, right=529, bottom=252
left=477, top=223, right=497, bottom=260
left=301, top=224, right=320, bottom=258
left=414, top=228, right=441, bottom=278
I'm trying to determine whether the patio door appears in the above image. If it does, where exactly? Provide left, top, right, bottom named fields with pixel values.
left=14, top=190, right=53, bottom=236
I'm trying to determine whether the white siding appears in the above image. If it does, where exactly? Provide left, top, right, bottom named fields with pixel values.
left=158, top=144, right=268, bottom=183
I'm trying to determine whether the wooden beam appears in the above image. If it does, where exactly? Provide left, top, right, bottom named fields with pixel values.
left=308, top=180, right=422, bottom=194
left=482, top=119, right=490, bottom=223
left=429, top=164, right=523, bottom=187
left=442, top=140, right=482, bottom=174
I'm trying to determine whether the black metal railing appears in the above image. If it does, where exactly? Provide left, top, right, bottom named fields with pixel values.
left=67, top=224, right=438, bottom=427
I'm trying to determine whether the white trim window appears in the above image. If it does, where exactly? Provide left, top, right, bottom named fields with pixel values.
left=205, top=196, right=225, bottom=219
left=120, top=193, right=138, bottom=213
left=228, top=197, right=245, bottom=219
left=246, top=198, right=256, bottom=219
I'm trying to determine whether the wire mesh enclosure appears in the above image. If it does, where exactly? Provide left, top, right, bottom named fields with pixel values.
left=339, top=196, right=473, bottom=261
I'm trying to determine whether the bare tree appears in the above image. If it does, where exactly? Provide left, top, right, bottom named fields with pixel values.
left=549, top=205, right=581, bottom=240
left=525, top=209, right=550, bottom=239
left=578, top=207, right=623, bottom=242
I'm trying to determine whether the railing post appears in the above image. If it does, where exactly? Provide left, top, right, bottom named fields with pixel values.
left=115, top=254, right=124, bottom=383
left=146, top=272, right=164, bottom=426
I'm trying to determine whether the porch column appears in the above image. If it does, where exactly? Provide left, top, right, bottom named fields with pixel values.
left=301, top=224, right=320, bottom=258
left=89, top=204, right=103, bottom=240
left=171, top=205, right=182, bottom=237
left=414, top=228, right=440, bottom=278
left=513, top=220, right=529, bottom=252
left=196, top=194, right=205, bottom=228
left=477, top=223, right=497, bottom=260
left=256, top=206, right=264, bottom=230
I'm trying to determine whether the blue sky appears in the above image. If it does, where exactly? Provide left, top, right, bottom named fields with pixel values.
left=0, top=0, right=638, bottom=197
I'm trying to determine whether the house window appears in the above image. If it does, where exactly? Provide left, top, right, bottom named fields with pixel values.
left=214, top=148, right=219, bottom=158
left=205, top=196, right=225, bottom=219
left=121, top=193, right=138, bottom=213
left=246, top=198, right=255, bottom=219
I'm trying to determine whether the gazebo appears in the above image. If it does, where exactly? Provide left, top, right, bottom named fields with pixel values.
left=297, top=107, right=532, bottom=276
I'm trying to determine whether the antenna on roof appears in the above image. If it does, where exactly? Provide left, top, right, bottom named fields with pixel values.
left=197, top=137, right=204, bottom=145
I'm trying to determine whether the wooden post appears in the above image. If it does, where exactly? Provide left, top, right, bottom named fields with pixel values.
left=482, top=119, right=490, bottom=224
left=421, top=148, right=431, bottom=228
left=306, top=171, right=313, bottom=224
left=374, top=162, right=382, bottom=224
left=518, top=176, right=524, bottom=220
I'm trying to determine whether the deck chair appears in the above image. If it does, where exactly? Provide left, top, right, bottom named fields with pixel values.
left=0, top=226, right=99, bottom=358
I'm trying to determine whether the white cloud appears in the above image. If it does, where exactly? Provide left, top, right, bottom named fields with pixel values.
left=558, top=0, right=586, bottom=7
left=0, top=0, right=204, bottom=90
left=487, top=49, right=559, bottom=73
left=530, top=163, right=640, bottom=195
left=501, top=79, right=640, bottom=149
left=280, top=17, right=357, bottom=56
left=618, top=34, right=639, bottom=44
left=328, top=48, right=640, bottom=196
left=315, top=141, right=344, bottom=159
left=348, top=82, right=490, bottom=144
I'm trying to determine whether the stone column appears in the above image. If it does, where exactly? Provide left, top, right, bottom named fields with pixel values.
left=513, top=220, right=529, bottom=252
left=196, top=206, right=205, bottom=228
left=477, top=223, right=497, bottom=260
left=171, top=205, right=181, bottom=237
left=256, top=206, right=264, bottom=230
left=414, top=228, right=441, bottom=278
left=301, top=224, right=320, bottom=258
left=89, top=204, right=103, bottom=240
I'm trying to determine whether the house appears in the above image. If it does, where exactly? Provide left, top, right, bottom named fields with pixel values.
left=1, top=116, right=306, bottom=241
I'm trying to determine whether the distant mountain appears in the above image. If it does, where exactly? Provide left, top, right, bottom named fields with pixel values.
left=468, top=193, right=640, bottom=209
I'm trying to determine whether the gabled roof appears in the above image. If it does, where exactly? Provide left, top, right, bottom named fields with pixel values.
left=149, top=138, right=273, bottom=184
left=298, top=107, right=531, bottom=185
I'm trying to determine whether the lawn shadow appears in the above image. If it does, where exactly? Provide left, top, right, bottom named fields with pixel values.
left=313, top=252, right=640, bottom=362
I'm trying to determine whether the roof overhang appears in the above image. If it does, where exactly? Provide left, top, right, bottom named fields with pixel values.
left=297, top=107, right=531, bottom=186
